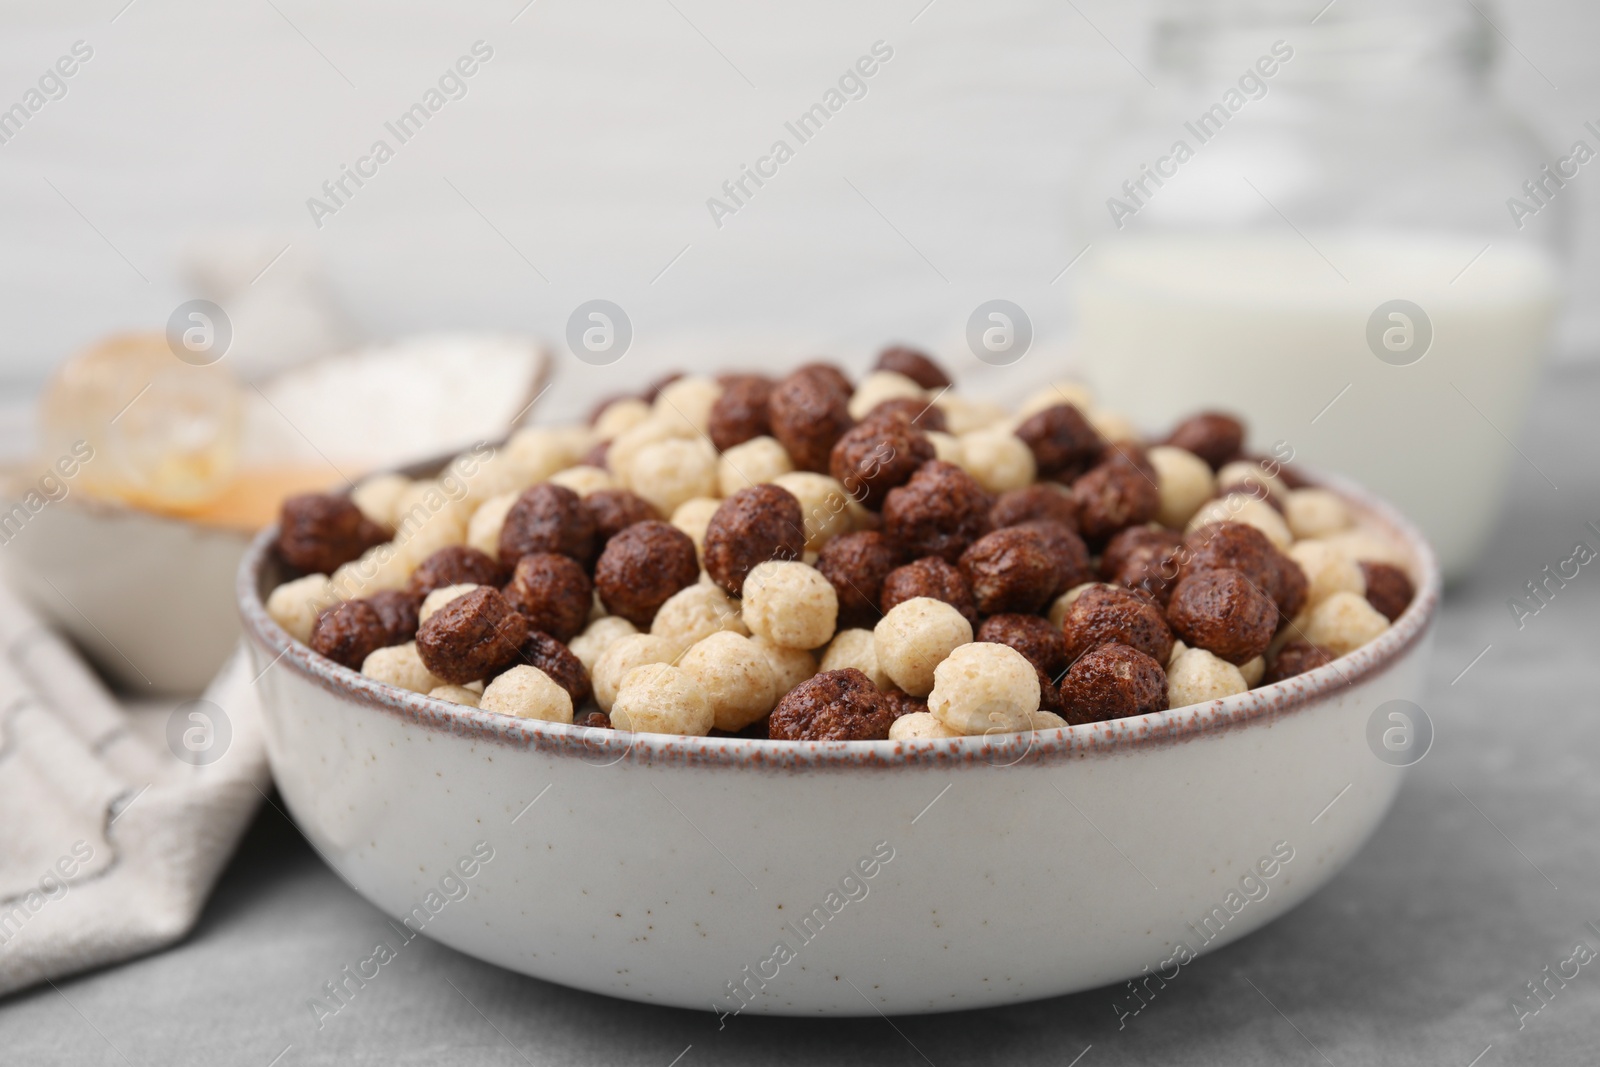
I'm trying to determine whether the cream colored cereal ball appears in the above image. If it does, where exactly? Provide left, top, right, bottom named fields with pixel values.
left=609, top=663, right=714, bottom=736
left=548, top=464, right=616, bottom=497
left=653, top=376, right=723, bottom=436
left=874, top=597, right=973, bottom=698
left=718, top=435, right=794, bottom=496
left=848, top=370, right=924, bottom=421
left=1167, top=647, right=1248, bottom=709
left=607, top=416, right=697, bottom=486
left=1303, top=590, right=1389, bottom=656
left=1168, top=639, right=1188, bottom=668
left=1186, top=493, right=1292, bottom=550
left=393, top=483, right=470, bottom=563
left=651, top=582, right=747, bottom=646
left=678, top=631, right=779, bottom=731
left=268, top=574, right=339, bottom=644
left=1289, top=540, right=1366, bottom=608
left=935, top=393, right=1007, bottom=435
left=458, top=449, right=533, bottom=508
left=751, top=636, right=817, bottom=698
left=428, top=684, right=482, bottom=708
left=925, top=430, right=964, bottom=466
left=1015, top=381, right=1095, bottom=422
left=928, top=642, right=1040, bottom=735
left=820, top=628, right=891, bottom=691
left=419, top=583, right=481, bottom=623
left=361, top=642, right=445, bottom=694
left=594, top=397, right=652, bottom=440
left=467, top=491, right=519, bottom=560
left=568, top=615, right=639, bottom=674
left=1048, top=583, right=1115, bottom=629
left=1030, top=709, right=1070, bottom=731
left=350, top=473, right=408, bottom=529
left=506, top=427, right=584, bottom=485
left=888, top=712, right=961, bottom=741
left=627, top=437, right=719, bottom=516
left=1087, top=409, right=1139, bottom=444
left=331, top=543, right=412, bottom=600
left=592, top=633, right=683, bottom=712
left=1284, top=488, right=1352, bottom=540
left=1148, top=446, right=1216, bottom=529
left=480, top=665, right=574, bottom=723
left=772, top=472, right=852, bottom=551
left=671, top=497, right=724, bottom=556
left=1217, top=460, right=1290, bottom=502
left=1239, top=656, right=1265, bottom=687
left=958, top=430, right=1036, bottom=493
left=741, top=560, right=838, bottom=650
left=1319, top=528, right=1410, bottom=569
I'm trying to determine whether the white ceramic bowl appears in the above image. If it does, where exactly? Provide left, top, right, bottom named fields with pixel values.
left=239, top=471, right=1438, bottom=1017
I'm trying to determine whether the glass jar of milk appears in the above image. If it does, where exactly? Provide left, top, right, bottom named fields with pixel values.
left=1067, top=0, right=1565, bottom=578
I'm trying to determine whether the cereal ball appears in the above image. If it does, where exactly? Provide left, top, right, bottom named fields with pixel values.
left=466, top=491, right=518, bottom=560
left=1088, top=409, right=1140, bottom=445
left=330, top=542, right=413, bottom=600
left=407, top=545, right=507, bottom=599
left=1303, top=590, right=1389, bottom=656
left=610, top=663, right=714, bottom=736
left=1359, top=561, right=1414, bottom=622
left=1057, top=643, right=1167, bottom=725
left=815, top=531, right=904, bottom=630
left=769, top=668, right=895, bottom=741
left=1165, top=569, right=1277, bottom=665
left=1288, top=540, right=1365, bottom=609
left=592, top=633, right=681, bottom=711
left=651, top=582, right=747, bottom=647
left=820, top=627, right=892, bottom=691
left=1033, top=665, right=1067, bottom=717
left=606, top=416, right=693, bottom=481
left=1265, top=639, right=1335, bottom=684
left=351, top=473, right=408, bottom=529
left=874, top=597, right=973, bottom=697
left=750, top=636, right=817, bottom=698
left=1015, top=381, right=1095, bottom=422
left=864, top=396, right=947, bottom=433
left=643, top=371, right=684, bottom=402
left=278, top=493, right=388, bottom=575
left=1180, top=521, right=1305, bottom=617
left=1147, top=446, right=1216, bottom=529
left=499, top=484, right=597, bottom=569
left=428, top=684, right=481, bottom=707
left=773, top=471, right=854, bottom=551
left=927, top=642, right=1040, bottom=736
left=882, top=460, right=993, bottom=564
left=702, top=485, right=807, bottom=596
left=888, top=711, right=960, bottom=740
left=881, top=556, right=978, bottom=626
left=361, top=641, right=446, bottom=694
left=1167, top=646, right=1248, bottom=708
left=768, top=369, right=855, bottom=473
left=310, top=599, right=392, bottom=669
left=882, top=688, right=928, bottom=719
left=874, top=345, right=951, bottom=390
left=1238, top=655, right=1266, bottom=687
left=679, top=631, right=779, bottom=731
left=626, top=437, right=719, bottom=516
left=958, top=523, right=1083, bottom=615
left=1217, top=460, right=1290, bottom=505
left=480, top=665, right=574, bottom=723
left=959, top=430, right=1037, bottom=494
left=568, top=615, right=638, bottom=674
left=1072, top=461, right=1160, bottom=546
left=793, top=361, right=853, bottom=400
left=415, top=586, right=529, bottom=685
left=1047, top=582, right=1108, bottom=629
left=829, top=419, right=935, bottom=510
left=593, top=396, right=652, bottom=440
left=706, top=374, right=773, bottom=451
left=591, top=520, right=700, bottom=627
left=547, top=465, right=616, bottom=498
left=741, top=560, right=838, bottom=650
left=847, top=371, right=924, bottom=422
left=1164, top=412, right=1244, bottom=470
left=419, top=583, right=480, bottom=623
left=1059, top=584, right=1175, bottom=665
left=1319, top=528, right=1410, bottom=570
left=1186, top=494, right=1292, bottom=551
left=1100, top=525, right=1182, bottom=605
left=1013, top=404, right=1104, bottom=482
left=976, top=614, right=1067, bottom=678
left=267, top=573, right=339, bottom=644
left=506, top=426, right=590, bottom=483
left=989, top=483, right=1078, bottom=533
left=574, top=709, right=612, bottom=730
left=935, top=393, right=1007, bottom=435
left=670, top=497, right=723, bottom=556
left=924, top=430, right=963, bottom=466
left=503, top=553, right=592, bottom=642
left=717, top=435, right=794, bottom=496
left=516, top=630, right=592, bottom=706
left=1284, top=488, right=1352, bottom=540
left=582, top=488, right=661, bottom=546
left=365, top=588, right=421, bottom=643
left=653, top=376, right=724, bottom=437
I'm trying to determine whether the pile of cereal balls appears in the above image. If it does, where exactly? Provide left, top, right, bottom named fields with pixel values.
left=266, top=347, right=1414, bottom=742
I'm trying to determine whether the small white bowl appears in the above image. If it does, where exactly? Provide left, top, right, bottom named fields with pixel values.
left=239, top=471, right=1438, bottom=1016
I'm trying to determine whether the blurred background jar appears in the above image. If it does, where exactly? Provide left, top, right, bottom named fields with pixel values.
left=1066, top=0, right=1565, bottom=580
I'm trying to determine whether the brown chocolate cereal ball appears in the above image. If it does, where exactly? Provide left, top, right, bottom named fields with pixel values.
left=1023, top=520, right=1095, bottom=599
left=415, top=586, right=529, bottom=685
left=407, top=545, right=508, bottom=599
left=882, top=460, right=993, bottom=564
left=881, top=688, right=928, bottom=720
left=1071, top=461, right=1160, bottom=546
left=1013, top=404, right=1105, bottom=482
left=1101, top=526, right=1182, bottom=605
left=310, top=599, right=392, bottom=669
left=1264, top=639, right=1335, bottom=684
left=1178, top=522, right=1304, bottom=617
left=1359, top=561, right=1414, bottom=622
left=977, top=614, right=1067, bottom=678
left=365, top=589, right=421, bottom=644
left=277, top=493, right=387, bottom=575
left=583, top=439, right=611, bottom=471
left=768, top=668, right=895, bottom=741
left=499, top=483, right=597, bottom=569
left=1165, top=568, right=1277, bottom=665
left=880, top=556, right=978, bottom=626
left=1058, top=643, right=1168, bottom=725
left=874, top=345, right=951, bottom=390
left=707, top=375, right=774, bottom=451
left=503, top=552, right=594, bottom=642
left=593, top=520, right=700, bottom=627
left=1059, top=584, right=1174, bottom=666
left=1035, top=666, right=1066, bottom=716
left=814, top=531, right=904, bottom=629
left=793, top=361, right=853, bottom=400
left=1164, top=412, right=1245, bottom=470
left=828, top=419, right=936, bottom=510
left=989, top=484, right=1079, bottom=533
left=516, top=629, right=593, bottom=707
left=768, top=369, right=855, bottom=473
left=574, top=710, right=612, bottom=730
left=1103, top=440, right=1157, bottom=479
left=582, top=487, right=661, bottom=545
left=702, top=484, right=807, bottom=596
left=958, top=524, right=1075, bottom=616
left=863, top=396, right=947, bottom=433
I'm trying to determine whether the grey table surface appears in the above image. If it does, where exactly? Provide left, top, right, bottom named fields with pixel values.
left=3, top=367, right=1599, bottom=1067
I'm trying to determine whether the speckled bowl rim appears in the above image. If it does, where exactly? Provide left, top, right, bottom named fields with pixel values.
left=238, top=466, right=1439, bottom=771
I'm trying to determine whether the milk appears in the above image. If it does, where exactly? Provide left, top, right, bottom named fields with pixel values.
left=1073, top=232, right=1561, bottom=577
